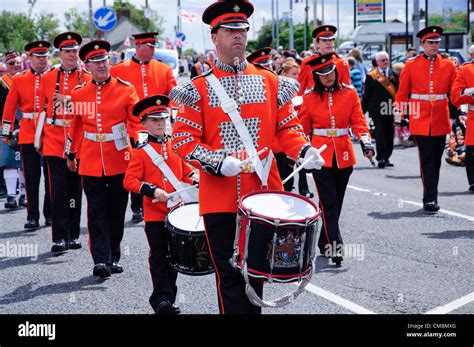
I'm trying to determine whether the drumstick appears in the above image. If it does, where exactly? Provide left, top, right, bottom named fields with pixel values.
left=152, top=185, right=197, bottom=203
left=239, top=147, right=268, bottom=168
left=282, top=144, right=327, bottom=185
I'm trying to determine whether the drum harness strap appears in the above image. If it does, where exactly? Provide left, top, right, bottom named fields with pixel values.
left=234, top=210, right=316, bottom=308
left=205, top=73, right=273, bottom=187
left=142, top=143, right=193, bottom=203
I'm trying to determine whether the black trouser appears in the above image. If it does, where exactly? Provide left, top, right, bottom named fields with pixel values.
left=413, top=135, right=446, bottom=204
left=312, top=156, right=353, bottom=253
left=144, top=222, right=178, bottom=312
left=20, top=144, right=51, bottom=221
left=372, top=115, right=394, bottom=162
left=83, top=174, right=128, bottom=265
left=130, top=192, right=143, bottom=212
left=275, top=152, right=293, bottom=192
left=465, top=146, right=474, bottom=186
left=203, top=213, right=263, bottom=315
left=45, top=156, right=82, bottom=243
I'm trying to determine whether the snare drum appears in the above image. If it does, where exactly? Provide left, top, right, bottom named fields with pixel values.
left=234, top=190, right=320, bottom=283
left=165, top=202, right=215, bottom=276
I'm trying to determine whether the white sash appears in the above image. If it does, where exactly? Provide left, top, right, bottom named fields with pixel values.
left=205, top=73, right=272, bottom=186
left=142, top=143, right=192, bottom=203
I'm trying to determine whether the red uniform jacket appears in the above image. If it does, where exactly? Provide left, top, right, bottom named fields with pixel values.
left=38, top=66, right=91, bottom=158
left=298, top=53, right=351, bottom=95
left=66, top=76, right=140, bottom=177
left=2, top=69, right=48, bottom=144
left=123, top=137, right=194, bottom=222
left=299, top=84, right=370, bottom=169
left=110, top=57, right=177, bottom=99
left=451, top=61, right=474, bottom=146
left=395, top=54, right=457, bottom=136
left=170, top=60, right=309, bottom=215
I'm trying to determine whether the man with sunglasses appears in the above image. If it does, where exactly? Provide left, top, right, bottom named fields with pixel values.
left=111, top=32, right=177, bottom=224
left=395, top=26, right=458, bottom=213
left=297, top=25, right=351, bottom=95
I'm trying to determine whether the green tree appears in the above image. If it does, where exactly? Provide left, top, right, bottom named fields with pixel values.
left=35, top=12, right=60, bottom=41
left=112, top=0, right=164, bottom=37
left=0, top=11, right=36, bottom=51
left=183, top=48, right=197, bottom=57
left=252, top=20, right=313, bottom=53
left=64, top=8, right=90, bottom=37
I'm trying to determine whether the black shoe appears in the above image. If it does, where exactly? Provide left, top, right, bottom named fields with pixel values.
left=332, top=253, right=343, bottom=266
left=385, top=160, right=394, bottom=167
left=423, top=202, right=440, bottom=214
left=51, top=239, right=67, bottom=253
left=469, top=184, right=474, bottom=192
left=18, top=195, right=27, bottom=207
left=68, top=239, right=82, bottom=250
left=4, top=196, right=18, bottom=209
left=93, top=263, right=111, bottom=278
left=155, top=300, right=180, bottom=315
left=110, top=262, right=124, bottom=274
left=24, top=219, right=40, bottom=230
left=45, top=217, right=52, bottom=226
left=377, top=159, right=386, bottom=169
left=132, top=209, right=144, bottom=223
left=300, top=190, right=314, bottom=199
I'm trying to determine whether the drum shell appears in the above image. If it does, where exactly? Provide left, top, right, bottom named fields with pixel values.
left=165, top=203, right=215, bottom=276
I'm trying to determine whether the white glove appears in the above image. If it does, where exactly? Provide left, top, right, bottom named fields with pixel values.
left=220, top=156, right=242, bottom=177
left=300, top=146, right=325, bottom=170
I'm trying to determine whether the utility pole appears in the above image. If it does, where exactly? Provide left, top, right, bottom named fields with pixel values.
left=89, top=0, right=94, bottom=40
left=145, top=0, right=149, bottom=32
left=304, top=0, right=309, bottom=51
left=276, top=0, right=280, bottom=49
left=413, top=0, right=420, bottom=52
left=103, top=0, right=106, bottom=6
left=405, top=0, right=409, bottom=50
left=272, top=0, right=275, bottom=47
left=289, top=0, right=294, bottom=50
left=336, top=0, right=340, bottom=43
left=313, top=0, right=318, bottom=28
left=321, top=0, right=325, bottom=24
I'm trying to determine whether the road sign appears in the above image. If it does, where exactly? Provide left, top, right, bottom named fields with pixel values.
left=176, top=32, right=186, bottom=42
left=93, top=7, right=118, bottom=32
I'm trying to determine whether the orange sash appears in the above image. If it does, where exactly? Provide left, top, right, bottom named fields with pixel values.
left=368, top=68, right=396, bottom=99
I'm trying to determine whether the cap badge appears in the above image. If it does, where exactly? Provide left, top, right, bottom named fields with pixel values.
left=321, top=58, right=326, bottom=63
left=233, top=5, right=240, bottom=12
left=94, top=45, right=99, bottom=50
left=67, top=35, right=72, bottom=39
left=156, top=99, right=162, bottom=106
left=39, top=43, right=43, bottom=47
left=433, top=28, right=436, bottom=32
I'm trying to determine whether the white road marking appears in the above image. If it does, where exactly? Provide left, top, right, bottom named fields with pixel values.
left=347, top=185, right=474, bottom=222
left=347, top=185, right=371, bottom=192
left=401, top=200, right=474, bottom=222
left=303, top=283, right=376, bottom=314
left=425, top=292, right=474, bottom=314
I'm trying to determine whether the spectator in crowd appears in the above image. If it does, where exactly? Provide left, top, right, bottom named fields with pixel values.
left=349, top=48, right=368, bottom=83
left=348, top=56, right=362, bottom=98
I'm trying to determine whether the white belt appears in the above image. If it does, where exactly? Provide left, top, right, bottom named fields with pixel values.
left=313, top=128, right=349, bottom=137
left=410, top=94, right=447, bottom=101
left=22, top=112, right=36, bottom=119
left=46, top=118, right=72, bottom=127
left=84, top=131, right=126, bottom=143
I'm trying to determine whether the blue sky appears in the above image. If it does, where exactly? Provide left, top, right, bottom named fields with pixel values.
left=0, top=0, right=418, bottom=52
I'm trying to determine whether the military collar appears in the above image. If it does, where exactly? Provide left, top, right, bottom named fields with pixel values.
left=147, top=134, right=168, bottom=143
left=215, top=59, right=248, bottom=74
left=132, top=55, right=150, bottom=65
left=30, top=68, right=46, bottom=76
left=324, top=87, right=335, bottom=92
left=60, top=65, right=78, bottom=74
left=92, top=75, right=111, bottom=86
left=422, top=53, right=437, bottom=61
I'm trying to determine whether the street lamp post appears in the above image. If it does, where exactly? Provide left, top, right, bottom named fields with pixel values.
left=289, top=0, right=294, bottom=50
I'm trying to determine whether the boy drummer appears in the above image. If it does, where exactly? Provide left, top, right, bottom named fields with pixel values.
left=123, top=94, right=197, bottom=315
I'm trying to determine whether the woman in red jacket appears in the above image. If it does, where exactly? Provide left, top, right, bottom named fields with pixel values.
left=300, top=54, right=374, bottom=266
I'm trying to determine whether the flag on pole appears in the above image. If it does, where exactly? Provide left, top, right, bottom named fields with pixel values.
left=123, top=36, right=131, bottom=47
left=166, top=39, right=174, bottom=50
left=180, top=9, right=198, bottom=23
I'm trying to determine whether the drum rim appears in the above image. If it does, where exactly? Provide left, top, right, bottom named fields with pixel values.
left=238, top=190, right=321, bottom=224
left=165, top=201, right=205, bottom=236
left=236, top=260, right=313, bottom=282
